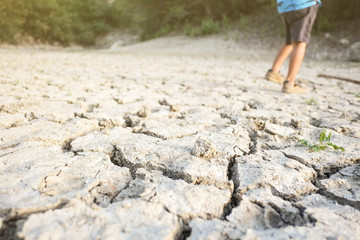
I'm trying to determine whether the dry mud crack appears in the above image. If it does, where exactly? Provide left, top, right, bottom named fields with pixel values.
left=0, top=36, right=360, bottom=239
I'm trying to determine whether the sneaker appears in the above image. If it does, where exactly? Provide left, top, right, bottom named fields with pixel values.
left=265, top=69, right=285, bottom=84
left=282, top=80, right=308, bottom=94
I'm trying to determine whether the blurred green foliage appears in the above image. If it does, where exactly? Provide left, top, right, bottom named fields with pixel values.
left=112, top=0, right=275, bottom=40
left=0, top=0, right=111, bottom=45
left=185, top=18, right=220, bottom=37
left=0, top=0, right=358, bottom=45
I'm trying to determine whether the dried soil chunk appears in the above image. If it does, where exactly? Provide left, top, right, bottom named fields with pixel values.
left=113, top=168, right=232, bottom=221
left=232, top=151, right=317, bottom=200
left=191, top=137, right=218, bottom=159
left=318, top=164, right=360, bottom=210
left=19, top=199, right=181, bottom=240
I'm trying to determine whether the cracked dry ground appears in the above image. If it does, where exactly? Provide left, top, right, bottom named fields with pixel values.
left=0, top=41, right=360, bottom=240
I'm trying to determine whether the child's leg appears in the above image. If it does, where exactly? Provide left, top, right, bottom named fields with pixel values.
left=286, top=41, right=307, bottom=82
left=271, top=43, right=293, bottom=73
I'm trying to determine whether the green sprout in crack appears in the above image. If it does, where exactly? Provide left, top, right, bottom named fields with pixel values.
left=355, top=93, right=360, bottom=98
left=305, top=97, right=318, bottom=106
left=13, top=79, right=20, bottom=86
left=299, top=129, right=345, bottom=152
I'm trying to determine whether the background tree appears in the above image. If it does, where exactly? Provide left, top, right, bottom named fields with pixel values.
left=0, top=0, right=358, bottom=45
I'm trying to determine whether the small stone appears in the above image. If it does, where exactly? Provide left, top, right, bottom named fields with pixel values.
left=123, top=115, right=143, bottom=128
left=248, top=99, right=259, bottom=109
left=98, top=118, right=115, bottom=129
left=340, top=111, right=352, bottom=121
left=170, top=104, right=180, bottom=112
left=290, top=119, right=301, bottom=129
left=158, top=99, right=170, bottom=106
left=113, top=98, right=124, bottom=104
left=137, top=106, right=150, bottom=118
left=338, top=38, right=350, bottom=47
left=25, top=112, right=37, bottom=121
left=139, top=188, right=154, bottom=197
left=191, top=137, right=217, bottom=159
left=254, top=120, right=266, bottom=131
left=349, top=41, right=360, bottom=62
left=242, top=104, right=250, bottom=111
left=87, top=103, right=100, bottom=113
left=324, top=33, right=331, bottom=39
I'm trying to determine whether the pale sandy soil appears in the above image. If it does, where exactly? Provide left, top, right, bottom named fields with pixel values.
left=0, top=36, right=360, bottom=240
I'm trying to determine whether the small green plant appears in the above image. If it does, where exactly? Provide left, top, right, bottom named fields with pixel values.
left=222, top=14, right=231, bottom=31
left=235, top=33, right=241, bottom=42
left=305, top=63, right=313, bottom=69
left=299, top=129, right=345, bottom=152
left=305, top=97, right=318, bottom=106
left=200, top=18, right=220, bottom=35
left=13, top=79, right=20, bottom=86
left=355, top=93, right=360, bottom=98
left=185, top=18, right=220, bottom=37
left=316, top=16, right=334, bottom=32
left=154, top=25, right=173, bottom=38
left=185, top=23, right=200, bottom=37
left=260, top=26, right=267, bottom=39
left=238, top=15, right=248, bottom=32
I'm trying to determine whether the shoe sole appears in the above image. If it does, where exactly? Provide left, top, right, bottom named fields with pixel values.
left=282, top=88, right=308, bottom=94
left=265, top=74, right=284, bottom=84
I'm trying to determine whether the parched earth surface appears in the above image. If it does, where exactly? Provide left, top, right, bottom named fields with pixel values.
left=0, top=36, right=360, bottom=240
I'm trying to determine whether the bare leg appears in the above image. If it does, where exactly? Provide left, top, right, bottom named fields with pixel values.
left=286, top=41, right=307, bottom=82
left=271, top=43, right=293, bottom=73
